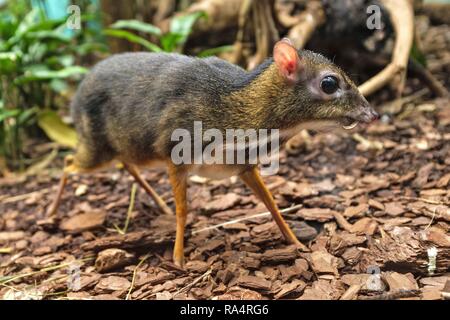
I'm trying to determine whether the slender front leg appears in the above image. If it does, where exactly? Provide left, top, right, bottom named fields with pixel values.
left=123, top=163, right=173, bottom=215
left=167, top=163, right=188, bottom=267
left=240, top=166, right=301, bottom=245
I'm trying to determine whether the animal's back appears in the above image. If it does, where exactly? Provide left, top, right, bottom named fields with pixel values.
left=71, top=52, right=247, bottom=168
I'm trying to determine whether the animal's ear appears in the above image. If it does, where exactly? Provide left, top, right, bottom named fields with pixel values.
left=273, top=38, right=302, bottom=83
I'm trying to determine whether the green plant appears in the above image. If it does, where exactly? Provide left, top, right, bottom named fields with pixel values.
left=104, top=12, right=233, bottom=56
left=0, top=4, right=104, bottom=171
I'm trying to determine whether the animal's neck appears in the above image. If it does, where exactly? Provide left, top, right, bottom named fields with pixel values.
left=224, top=62, right=294, bottom=129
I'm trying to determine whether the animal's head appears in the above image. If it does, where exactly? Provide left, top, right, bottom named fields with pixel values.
left=273, top=38, right=379, bottom=131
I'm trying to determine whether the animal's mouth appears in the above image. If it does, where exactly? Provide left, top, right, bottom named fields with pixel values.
left=340, top=107, right=379, bottom=130
left=341, top=116, right=359, bottom=130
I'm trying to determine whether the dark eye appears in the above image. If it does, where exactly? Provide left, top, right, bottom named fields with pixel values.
left=320, top=76, right=339, bottom=94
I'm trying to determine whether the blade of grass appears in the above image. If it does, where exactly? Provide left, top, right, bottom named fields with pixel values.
left=113, top=183, right=137, bottom=235
left=126, top=254, right=150, bottom=300
left=110, top=19, right=162, bottom=37
left=103, top=29, right=162, bottom=52
left=0, top=257, right=94, bottom=285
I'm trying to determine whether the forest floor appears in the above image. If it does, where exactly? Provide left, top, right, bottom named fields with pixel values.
left=0, top=94, right=449, bottom=300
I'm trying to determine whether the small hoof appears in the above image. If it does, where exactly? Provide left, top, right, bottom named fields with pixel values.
left=45, top=205, right=58, bottom=217
left=173, top=255, right=185, bottom=268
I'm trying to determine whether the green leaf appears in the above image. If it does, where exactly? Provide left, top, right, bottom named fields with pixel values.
left=14, top=66, right=88, bottom=85
left=161, top=11, right=206, bottom=52
left=25, top=30, right=71, bottom=43
left=46, top=55, right=75, bottom=68
left=110, top=20, right=162, bottom=37
left=75, top=42, right=109, bottom=56
left=7, top=9, right=67, bottom=48
left=103, top=29, right=162, bottom=52
left=49, top=79, right=68, bottom=93
left=37, top=111, right=77, bottom=148
left=0, top=109, right=21, bottom=123
left=170, top=12, right=206, bottom=38
left=0, top=52, right=21, bottom=61
left=17, top=107, right=38, bottom=125
left=15, top=9, right=41, bottom=37
left=160, top=33, right=183, bottom=52
left=410, top=41, right=427, bottom=67
left=0, top=52, right=21, bottom=73
left=197, top=45, right=234, bottom=58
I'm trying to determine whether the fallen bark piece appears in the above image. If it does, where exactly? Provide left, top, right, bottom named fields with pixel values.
left=360, top=226, right=450, bottom=275
left=59, top=210, right=106, bottom=233
left=296, top=208, right=335, bottom=222
left=95, top=248, right=135, bottom=273
left=421, top=287, right=442, bottom=300
left=274, top=279, right=307, bottom=299
left=95, top=276, right=131, bottom=292
left=350, top=218, right=378, bottom=235
left=298, top=279, right=345, bottom=300
left=360, top=289, right=420, bottom=300
left=236, top=275, right=272, bottom=292
left=214, top=287, right=263, bottom=300
left=344, top=204, right=369, bottom=218
left=340, top=284, right=361, bottom=300
left=77, top=274, right=101, bottom=291
left=368, top=199, right=385, bottom=211
left=280, top=182, right=319, bottom=199
left=203, top=193, right=241, bottom=214
left=309, top=251, right=339, bottom=275
left=420, top=227, right=450, bottom=247
left=290, top=221, right=318, bottom=241
left=383, top=272, right=419, bottom=291
left=384, top=202, right=405, bottom=216
left=185, top=260, right=210, bottom=274
left=0, top=231, right=26, bottom=243
left=341, top=274, right=385, bottom=292
left=262, top=246, right=299, bottom=263
left=412, top=163, right=434, bottom=188
left=329, top=232, right=366, bottom=254
left=197, top=239, right=225, bottom=255
left=442, top=280, right=450, bottom=300
left=81, top=230, right=173, bottom=252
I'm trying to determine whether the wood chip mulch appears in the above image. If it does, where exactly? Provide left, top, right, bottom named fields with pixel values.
left=0, top=97, right=449, bottom=300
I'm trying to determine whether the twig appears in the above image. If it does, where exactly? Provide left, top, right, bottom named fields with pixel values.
left=399, top=196, right=449, bottom=206
left=0, top=188, right=50, bottom=204
left=173, top=269, right=212, bottom=297
left=191, top=204, right=303, bottom=235
left=359, top=289, right=420, bottom=300
left=0, top=257, right=94, bottom=285
left=126, top=254, right=150, bottom=300
left=332, top=211, right=353, bottom=232
left=287, top=0, right=325, bottom=49
left=248, top=0, right=279, bottom=70
left=340, top=284, right=361, bottom=300
left=409, top=59, right=449, bottom=97
left=229, top=0, right=253, bottom=65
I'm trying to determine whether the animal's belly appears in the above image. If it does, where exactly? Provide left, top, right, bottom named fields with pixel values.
left=190, top=164, right=246, bottom=180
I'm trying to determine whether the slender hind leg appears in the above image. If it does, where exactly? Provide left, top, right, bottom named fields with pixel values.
left=167, top=163, right=188, bottom=267
left=46, top=155, right=79, bottom=216
left=122, top=163, right=173, bottom=215
left=239, top=166, right=302, bottom=246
